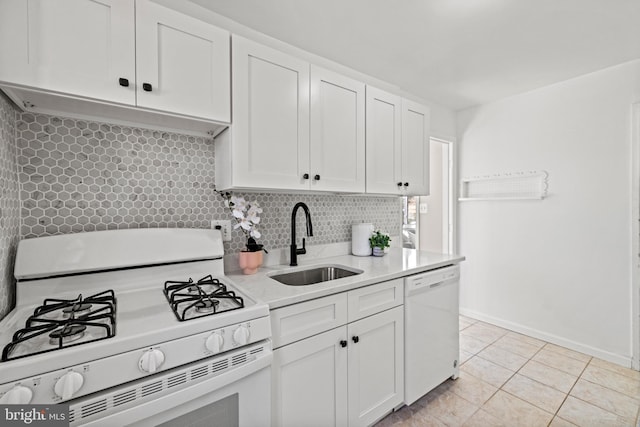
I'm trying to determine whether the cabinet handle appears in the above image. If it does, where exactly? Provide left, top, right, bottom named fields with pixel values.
left=302, top=173, right=309, bottom=180
left=404, top=182, right=409, bottom=187
left=340, top=340, right=347, bottom=348
left=143, top=83, right=153, bottom=92
left=352, top=336, right=359, bottom=344
left=118, top=78, right=129, bottom=87
left=397, top=182, right=403, bottom=187
left=314, top=174, right=320, bottom=181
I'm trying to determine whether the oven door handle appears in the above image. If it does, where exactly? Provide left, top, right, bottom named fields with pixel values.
left=81, top=352, right=272, bottom=427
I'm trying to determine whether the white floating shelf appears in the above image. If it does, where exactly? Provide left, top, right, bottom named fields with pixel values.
left=459, top=170, right=549, bottom=201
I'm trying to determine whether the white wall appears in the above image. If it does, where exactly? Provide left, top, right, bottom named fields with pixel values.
left=457, top=60, right=640, bottom=365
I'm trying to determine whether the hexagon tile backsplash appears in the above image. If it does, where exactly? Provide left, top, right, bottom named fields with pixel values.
left=15, top=112, right=402, bottom=254
left=0, top=93, right=20, bottom=318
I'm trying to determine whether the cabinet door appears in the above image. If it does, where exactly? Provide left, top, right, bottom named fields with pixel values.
left=401, top=99, right=431, bottom=195
left=272, top=327, right=348, bottom=427
left=135, top=0, right=230, bottom=122
left=365, top=86, right=402, bottom=195
left=348, top=306, right=404, bottom=427
left=0, top=0, right=135, bottom=105
left=310, top=66, right=365, bottom=193
left=231, top=36, right=310, bottom=191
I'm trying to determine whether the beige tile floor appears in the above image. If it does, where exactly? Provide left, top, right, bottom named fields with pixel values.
left=376, top=316, right=640, bottom=427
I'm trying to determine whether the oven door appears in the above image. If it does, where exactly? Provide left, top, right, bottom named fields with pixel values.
left=73, top=342, right=271, bottom=427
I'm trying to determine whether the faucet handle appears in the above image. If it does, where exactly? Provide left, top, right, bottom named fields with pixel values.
left=296, top=238, right=307, bottom=255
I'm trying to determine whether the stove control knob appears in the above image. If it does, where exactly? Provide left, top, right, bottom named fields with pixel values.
left=54, top=371, right=84, bottom=400
left=205, top=332, right=225, bottom=353
left=233, top=325, right=250, bottom=346
left=139, top=348, right=165, bottom=373
left=0, top=385, right=33, bottom=404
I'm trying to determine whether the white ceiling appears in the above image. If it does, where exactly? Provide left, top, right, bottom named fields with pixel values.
left=192, top=0, right=640, bottom=111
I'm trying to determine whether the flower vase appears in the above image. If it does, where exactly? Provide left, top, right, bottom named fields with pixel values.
left=372, top=247, right=385, bottom=257
left=238, top=250, right=263, bottom=275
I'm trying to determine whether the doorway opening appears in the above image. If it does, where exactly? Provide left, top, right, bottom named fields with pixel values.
left=402, top=137, right=455, bottom=253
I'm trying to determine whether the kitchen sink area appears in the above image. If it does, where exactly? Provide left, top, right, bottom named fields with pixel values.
left=269, top=265, right=363, bottom=286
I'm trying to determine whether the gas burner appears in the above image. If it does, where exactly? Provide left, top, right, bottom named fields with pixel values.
left=195, top=299, right=219, bottom=314
left=1, top=290, right=117, bottom=362
left=49, top=324, right=87, bottom=345
left=62, top=303, right=93, bottom=318
left=164, top=275, right=244, bottom=321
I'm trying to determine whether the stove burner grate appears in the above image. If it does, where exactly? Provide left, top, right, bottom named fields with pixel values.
left=1, top=290, right=117, bottom=362
left=164, top=275, right=244, bottom=321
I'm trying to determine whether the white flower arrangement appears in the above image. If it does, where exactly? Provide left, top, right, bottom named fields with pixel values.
left=230, top=195, right=262, bottom=240
left=216, top=190, right=265, bottom=252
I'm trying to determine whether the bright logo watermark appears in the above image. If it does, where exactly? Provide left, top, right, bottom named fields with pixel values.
left=1, top=405, right=68, bottom=426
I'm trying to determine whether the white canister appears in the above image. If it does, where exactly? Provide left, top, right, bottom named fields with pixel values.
left=352, top=223, right=374, bottom=256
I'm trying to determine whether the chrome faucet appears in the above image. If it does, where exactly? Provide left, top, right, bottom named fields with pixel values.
left=290, top=202, right=313, bottom=266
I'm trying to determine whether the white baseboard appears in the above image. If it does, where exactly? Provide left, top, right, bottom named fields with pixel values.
left=459, top=308, right=634, bottom=370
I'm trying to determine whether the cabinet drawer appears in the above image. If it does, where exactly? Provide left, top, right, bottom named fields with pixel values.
left=348, top=279, right=403, bottom=322
left=271, top=293, right=348, bottom=349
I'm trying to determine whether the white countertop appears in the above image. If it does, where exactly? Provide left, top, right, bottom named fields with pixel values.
left=226, top=247, right=465, bottom=309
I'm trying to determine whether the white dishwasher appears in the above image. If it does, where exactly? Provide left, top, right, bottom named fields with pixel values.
left=404, top=264, right=460, bottom=405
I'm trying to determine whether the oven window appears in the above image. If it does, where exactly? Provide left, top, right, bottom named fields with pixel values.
left=157, top=393, right=239, bottom=427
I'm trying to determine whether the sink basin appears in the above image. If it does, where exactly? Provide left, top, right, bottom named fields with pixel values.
left=270, top=265, right=363, bottom=286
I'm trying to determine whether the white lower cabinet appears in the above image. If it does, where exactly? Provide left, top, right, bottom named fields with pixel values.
left=347, top=306, right=404, bottom=427
left=271, top=281, right=404, bottom=427
left=272, top=327, right=348, bottom=427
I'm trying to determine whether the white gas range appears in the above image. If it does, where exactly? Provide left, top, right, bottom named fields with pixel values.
left=0, top=228, right=272, bottom=427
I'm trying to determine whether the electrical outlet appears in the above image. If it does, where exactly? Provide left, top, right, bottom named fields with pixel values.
left=211, top=220, right=232, bottom=241
left=419, top=203, right=428, bottom=214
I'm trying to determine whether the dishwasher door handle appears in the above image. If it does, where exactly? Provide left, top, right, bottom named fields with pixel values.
left=405, top=266, right=460, bottom=295
left=406, top=278, right=453, bottom=296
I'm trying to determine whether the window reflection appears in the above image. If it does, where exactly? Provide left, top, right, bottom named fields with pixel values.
left=402, top=196, right=418, bottom=249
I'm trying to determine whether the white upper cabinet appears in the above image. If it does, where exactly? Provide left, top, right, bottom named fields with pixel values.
left=310, top=65, right=365, bottom=192
left=0, top=0, right=230, bottom=125
left=366, top=86, right=431, bottom=195
left=227, top=35, right=310, bottom=191
left=401, top=99, right=430, bottom=195
left=0, top=0, right=135, bottom=105
left=217, top=37, right=365, bottom=193
left=365, top=86, right=403, bottom=195
left=135, top=0, right=230, bottom=121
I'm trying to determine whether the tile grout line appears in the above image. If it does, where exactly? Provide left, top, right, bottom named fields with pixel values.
left=474, top=323, right=639, bottom=426
left=543, top=354, right=593, bottom=426
left=567, top=357, right=640, bottom=424
left=470, top=328, right=574, bottom=426
left=506, top=337, right=559, bottom=426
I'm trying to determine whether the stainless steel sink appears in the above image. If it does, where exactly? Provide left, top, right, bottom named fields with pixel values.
left=269, top=265, right=363, bottom=286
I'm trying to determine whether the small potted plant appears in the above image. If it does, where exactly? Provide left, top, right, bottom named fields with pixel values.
left=217, top=191, right=265, bottom=274
left=369, top=230, right=391, bottom=257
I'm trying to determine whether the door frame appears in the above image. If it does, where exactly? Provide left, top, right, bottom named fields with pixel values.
left=632, top=103, right=640, bottom=370
left=425, top=137, right=456, bottom=254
